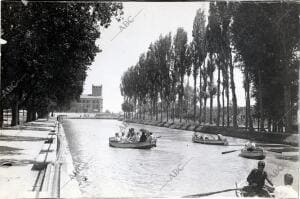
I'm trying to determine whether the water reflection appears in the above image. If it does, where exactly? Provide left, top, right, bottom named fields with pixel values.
left=63, top=119, right=299, bottom=197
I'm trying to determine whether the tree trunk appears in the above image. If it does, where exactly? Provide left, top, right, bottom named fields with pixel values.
left=226, top=83, right=230, bottom=127
left=32, top=110, right=37, bottom=121
left=245, top=87, right=248, bottom=129
left=193, top=74, right=197, bottom=122
left=161, top=99, right=163, bottom=122
left=229, top=53, right=238, bottom=128
left=203, top=97, right=207, bottom=124
left=11, top=101, right=19, bottom=126
left=217, top=66, right=221, bottom=127
left=245, top=69, right=253, bottom=131
left=166, top=102, right=169, bottom=122
left=258, top=69, right=264, bottom=131
left=27, top=107, right=32, bottom=122
left=0, top=101, right=3, bottom=128
left=180, top=78, right=184, bottom=123
left=225, top=65, right=230, bottom=127
left=283, top=85, right=292, bottom=133
left=156, top=100, right=159, bottom=121
left=172, top=101, right=175, bottom=122
left=267, top=118, right=271, bottom=132
left=209, top=91, right=213, bottom=125
left=150, top=100, right=153, bottom=120
left=222, top=83, right=225, bottom=127
left=280, top=16, right=293, bottom=133
left=199, top=65, right=202, bottom=124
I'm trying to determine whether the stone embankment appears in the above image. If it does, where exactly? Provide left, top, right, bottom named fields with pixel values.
left=124, top=119, right=298, bottom=146
left=0, top=118, right=81, bottom=198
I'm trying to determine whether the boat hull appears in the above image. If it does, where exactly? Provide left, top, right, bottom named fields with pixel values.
left=109, top=138, right=156, bottom=149
left=236, top=186, right=274, bottom=197
left=239, top=148, right=266, bottom=160
left=192, top=136, right=228, bottom=145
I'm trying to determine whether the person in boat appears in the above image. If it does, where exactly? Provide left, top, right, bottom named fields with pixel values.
left=217, top=134, right=223, bottom=141
left=115, top=133, right=121, bottom=142
left=130, top=132, right=139, bottom=143
left=243, top=160, right=274, bottom=197
left=127, top=128, right=134, bottom=139
left=126, top=128, right=132, bottom=139
left=245, top=142, right=256, bottom=151
left=120, top=132, right=127, bottom=143
left=139, top=131, right=147, bottom=142
left=136, top=132, right=141, bottom=141
left=147, top=132, right=153, bottom=143
left=146, top=131, right=150, bottom=139
left=274, top=173, right=298, bottom=198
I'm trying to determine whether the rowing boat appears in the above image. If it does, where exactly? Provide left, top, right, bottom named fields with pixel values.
left=235, top=183, right=274, bottom=197
left=239, top=147, right=266, bottom=160
left=192, top=134, right=228, bottom=145
left=109, top=137, right=156, bottom=149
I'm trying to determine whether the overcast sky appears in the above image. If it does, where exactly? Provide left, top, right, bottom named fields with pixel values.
left=83, top=2, right=246, bottom=113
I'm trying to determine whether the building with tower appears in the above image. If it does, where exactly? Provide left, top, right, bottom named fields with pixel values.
left=69, top=85, right=103, bottom=113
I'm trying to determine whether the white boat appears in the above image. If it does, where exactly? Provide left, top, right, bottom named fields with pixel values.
left=192, top=133, right=228, bottom=145
left=239, top=147, right=266, bottom=160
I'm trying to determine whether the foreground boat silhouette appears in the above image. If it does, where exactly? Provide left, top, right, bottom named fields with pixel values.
left=235, top=182, right=274, bottom=197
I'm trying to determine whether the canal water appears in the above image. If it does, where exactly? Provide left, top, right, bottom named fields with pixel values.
left=63, top=119, right=299, bottom=197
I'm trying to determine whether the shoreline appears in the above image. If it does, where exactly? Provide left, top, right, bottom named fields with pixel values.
left=0, top=118, right=81, bottom=198
left=124, top=119, right=299, bottom=147
left=56, top=120, right=82, bottom=197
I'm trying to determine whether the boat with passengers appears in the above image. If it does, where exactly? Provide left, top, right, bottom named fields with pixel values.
left=109, top=128, right=157, bottom=149
left=109, top=138, right=156, bottom=149
left=192, top=133, right=228, bottom=145
left=239, top=142, right=266, bottom=159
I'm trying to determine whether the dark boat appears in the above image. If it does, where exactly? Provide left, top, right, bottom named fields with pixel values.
left=235, top=182, right=274, bottom=197
left=109, top=137, right=156, bottom=149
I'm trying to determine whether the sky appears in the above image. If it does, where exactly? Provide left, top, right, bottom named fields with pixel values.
left=83, top=2, right=246, bottom=113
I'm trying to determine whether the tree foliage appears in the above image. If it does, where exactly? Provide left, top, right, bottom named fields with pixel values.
left=1, top=2, right=123, bottom=125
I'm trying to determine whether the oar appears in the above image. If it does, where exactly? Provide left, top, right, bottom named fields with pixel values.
left=183, top=188, right=241, bottom=198
left=222, top=149, right=239, bottom=154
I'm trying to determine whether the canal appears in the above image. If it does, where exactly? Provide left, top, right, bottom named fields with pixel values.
left=63, top=119, right=299, bottom=197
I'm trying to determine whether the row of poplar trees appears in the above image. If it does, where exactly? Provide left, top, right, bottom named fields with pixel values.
left=120, top=2, right=299, bottom=133
left=1, top=2, right=123, bottom=126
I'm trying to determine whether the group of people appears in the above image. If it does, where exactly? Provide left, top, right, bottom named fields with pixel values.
left=244, top=141, right=258, bottom=151
left=195, top=133, right=226, bottom=141
left=244, top=160, right=298, bottom=198
left=114, top=128, right=154, bottom=143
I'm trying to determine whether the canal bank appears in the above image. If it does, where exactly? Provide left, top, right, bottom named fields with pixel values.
left=56, top=119, right=82, bottom=197
left=0, top=118, right=81, bottom=198
left=125, top=119, right=299, bottom=146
